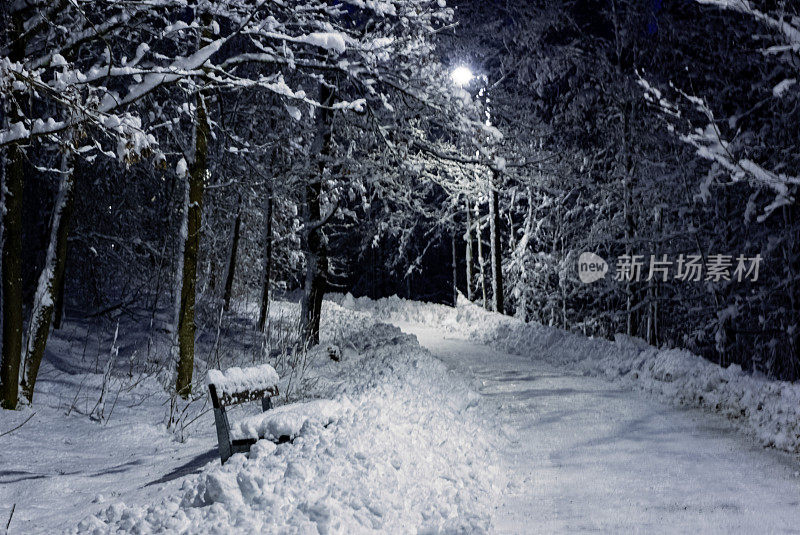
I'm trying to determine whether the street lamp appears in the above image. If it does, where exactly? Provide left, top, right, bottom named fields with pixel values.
left=451, top=66, right=474, bottom=87
left=449, top=64, right=502, bottom=314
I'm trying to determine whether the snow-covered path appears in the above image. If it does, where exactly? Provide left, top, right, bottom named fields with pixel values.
left=400, top=323, right=800, bottom=534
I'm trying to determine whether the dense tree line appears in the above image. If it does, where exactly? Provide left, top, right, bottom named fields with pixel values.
left=444, top=0, right=800, bottom=379
left=0, top=0, right=490, bottom=409
left=2, top=0, right=799, bottom=413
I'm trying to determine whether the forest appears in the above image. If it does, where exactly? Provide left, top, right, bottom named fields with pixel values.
left=3, top=0, right=799, bottom=408
left=1, top=0, right=800, bottom=532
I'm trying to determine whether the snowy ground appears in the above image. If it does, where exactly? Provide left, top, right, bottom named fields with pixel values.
left=403, top=324, right=800, bottom=533
left=3, top=295, right=800, bottom=533
left=340, top=294, right=800, bottom=455
left=1, top=301, right=506, bottom=534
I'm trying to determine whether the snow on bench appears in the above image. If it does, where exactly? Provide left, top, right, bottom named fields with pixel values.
left=207, top=364, right=279, bottom=464
left=230, top=399, right=351, bottom=442
left=207, top=364, right=279, bottom=406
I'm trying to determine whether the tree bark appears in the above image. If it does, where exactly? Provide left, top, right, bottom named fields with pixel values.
left=791, top=202, right=800, bottom=378
left=622, top=107, right=636, bottom=337
left=0, top=142, right=23, bottom=410
left=514, top=185, right=535, bottom=322
left=52, top=251, right=67, bottom=329
left=489, top=169, right=504, bottom=314
left=257, top=193, right=273, bottom=333
left=1, top=12, right=26, bottom=410
left=465, top=198, right=473, bottom=301
left=646, top=206, right=662, bottom=346
left=476, top=204, right=488, bottom=310
left=175, top=90, right=208, bottom=398
left=222, top=196, right=241, bottom=312
left=22, top=143, right=75, bottom=403
left=451, top=228, right=458, bottom=306
left=301, top=82, right=335, bottom=347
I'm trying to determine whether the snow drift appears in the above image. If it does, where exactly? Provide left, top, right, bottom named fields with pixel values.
left=75, top=322, right=506, bottom=534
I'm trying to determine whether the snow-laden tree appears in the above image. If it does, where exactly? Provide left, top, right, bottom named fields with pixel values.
left=1, top=0, right=186, bottom=407
left=438, top=0, right=800, bottom=378
left=1, top=0, right=491, bottom=405
left=636, top=0, right=800, bottom=375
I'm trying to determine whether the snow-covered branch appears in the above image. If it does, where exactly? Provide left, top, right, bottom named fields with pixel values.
left=637, top=67, right=799, bottom=221
left=695, top=0, right=800, bottom=54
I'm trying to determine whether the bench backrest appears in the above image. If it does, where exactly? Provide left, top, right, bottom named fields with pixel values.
left=207, top=363, right=280, bottom=463
left=206, top=364, right=279, bottom=409
left=208, top=383, right=278, bottom=409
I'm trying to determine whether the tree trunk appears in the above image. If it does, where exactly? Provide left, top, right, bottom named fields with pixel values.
left=451, top=228, right=458, bottom=306
left=257, top=193, right=273, bottom=333
left=0, top=142, right=23, bottom=410
left=222, top=196, right=241, bottom=312
left=514, top=185, right=535, bottom=322
left=1, top=9, right=26, bottom=409
left=790, top=202, right=800, bottom=378
left=175, top=91, right=209, bottom=398
left=489, top=169, right=504, bottom=314
left=622, top=107, right=636, bottom=337
left=172, top=171, right=189, bottom=342
left=310, top=256, right=327, bottom=344
left=507, top=189, right=517, bottom=252
left=21, top=144, right=75, bottom=403
left=301, top=81, right=335, bottom=347
left=476, top=204, right=488, bottom=310
left=52, top=250, right=67, bottom=329
left=465, top=198, right=474, bottom=301
left=646, top=206, right=663, bottom=346
left=624, top=178, right=635, bottom=337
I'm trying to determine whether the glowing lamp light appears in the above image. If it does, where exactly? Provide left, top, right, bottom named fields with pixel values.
left=451, top=66, right=474, bottom=87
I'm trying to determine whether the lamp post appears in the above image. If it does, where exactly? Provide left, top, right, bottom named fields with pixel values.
left=451, top=66, right=479, bottom=305
left=451, top=64, right=503, bottom=313
left=449, top=66, right=473, bottom=306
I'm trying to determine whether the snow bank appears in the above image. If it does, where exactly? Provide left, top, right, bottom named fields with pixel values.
left=207, top=364, right=279, bottom=397
left=266, top=297, right=376, bottom=345
left=336, top=293, right=800, bottom=454
left=76, top=323, right=505, bottom=533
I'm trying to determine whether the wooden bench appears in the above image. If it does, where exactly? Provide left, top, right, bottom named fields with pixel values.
left=207, top=364, right=279, bottom=464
